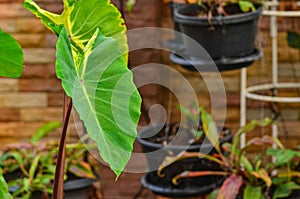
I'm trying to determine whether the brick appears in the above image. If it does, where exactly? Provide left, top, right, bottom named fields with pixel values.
left=0, top=122, right=44, bottom=139
left=278, top=48, right=300, bottom=62
left=13, top=33, right=44, bottom=47
left=0, top=121, right=80, bottom=144
left=48, top=92, right=63, bottom=106
left=247, top=108, right=300, bottom=121
left=0, top=0, right=24, bottom=2
left=0, top=3, right=32, bottom=18
left=22, top=65, right=56, bottom=78
left=15, top=18, right=46, bottom=33
left=223, top=76, right=240, bottom=92
left=44, top=33, right=58, bottom=48
left=37, top=3, right=64, bottom=14
left=278, top=62, right=300, bottom=77
left=34, top=0, right=62, bottom=2
left=0, top=92, right=47, bottom=108
left=0, top=108, right=19, bottom=121
left=0, top=78, right=18, bottom=92
left=19, top=78, right=62, bottom=92
left=20, top=107, right=62, bottom=122
left=0, top=19, right=16, bottom=33
left=139, top=84, right=162, bottom=97
left=23, top=48, right=56, bottom=64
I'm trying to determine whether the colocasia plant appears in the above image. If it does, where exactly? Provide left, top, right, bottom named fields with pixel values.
left=0, top=0, right=141, bottom=198
left=23, top=0, right=141, bottom=178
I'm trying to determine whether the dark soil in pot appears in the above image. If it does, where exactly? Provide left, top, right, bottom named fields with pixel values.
left=174, top=4, right=262, bottom=60
left=3, top=169, right=24, bottom=182
left=137, top=123, right=231, bottom=171
left=283, top=190, right=300, bottom=199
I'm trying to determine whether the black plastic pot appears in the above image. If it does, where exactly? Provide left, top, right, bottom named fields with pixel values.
left=137, top=123, right=231, bottom=171
left=137, top=123, right=231, bottom=197
left=174, top=4, right=262, bottom=60
left=11, top=178, right=95, bottom=199
left=164, top=2, right=185, bottom=52
left=141, top=166, right=225, bottom=198
left=170, top=48, right=262, bottom=71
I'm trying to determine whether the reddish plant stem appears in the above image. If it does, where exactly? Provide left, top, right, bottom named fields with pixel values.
left=52, top=94, right=73, bottom=199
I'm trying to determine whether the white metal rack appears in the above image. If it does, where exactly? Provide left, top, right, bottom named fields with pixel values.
left=240, top=1, right=300, bottom=148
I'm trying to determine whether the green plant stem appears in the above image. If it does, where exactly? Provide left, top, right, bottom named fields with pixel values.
left=52, top=95, right=73, bottom=199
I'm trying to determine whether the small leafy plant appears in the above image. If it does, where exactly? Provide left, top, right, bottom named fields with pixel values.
left=159, top=109, right=300, bottom=199
left=178, top=104, right=204, bottom=142
left=197, top=0, right=257, bottom=17
left=170, top=0, right=258, bottom=16
left=0, top=122, right=97, bottom=199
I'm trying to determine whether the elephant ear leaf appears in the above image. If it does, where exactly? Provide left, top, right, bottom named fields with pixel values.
left=24, top=0, right=128, bottom=63
left=25, top=0, right=141, bottom=177
left=0, top=29, right=24, bottom=78
left=56, top=28, right=141, bottom=177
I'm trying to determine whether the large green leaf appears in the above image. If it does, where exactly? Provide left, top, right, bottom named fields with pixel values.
left=56, top=28, right=141, bottom=177
left=0, top=168, right=13, bottom=199
left=23, top=0, right=128, bottom=63
left=0, top=29, right=24, bottom=78
left=243, top=184, right=262, bottom=199
left=273, top=182, right=300, bottom=199
left=267, top=148, right=300, bottom=168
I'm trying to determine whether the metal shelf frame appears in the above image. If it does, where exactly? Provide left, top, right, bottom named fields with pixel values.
left=240, top=1, right=300, bottom=148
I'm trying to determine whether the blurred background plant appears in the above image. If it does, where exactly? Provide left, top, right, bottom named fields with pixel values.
left=0, top=122, right=97, bottom=199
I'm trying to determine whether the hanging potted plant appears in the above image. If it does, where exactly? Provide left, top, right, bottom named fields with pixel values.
left=171, top=0, right=263, bottom=71
left=137, top=106, right=231, bottom=198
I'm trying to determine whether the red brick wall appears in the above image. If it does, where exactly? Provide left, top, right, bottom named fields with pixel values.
left=0, top=1, right=300, bottom=198
left=0, top=0, right=66, bottom=144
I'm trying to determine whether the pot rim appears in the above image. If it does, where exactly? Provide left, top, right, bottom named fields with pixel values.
left=137, top=123, right=231, bottom=151
left=141, top=173, right=224, bottom=198
left=174, top=4, right=262, bottom=25
left=64, top=178, right=96, bottom=191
